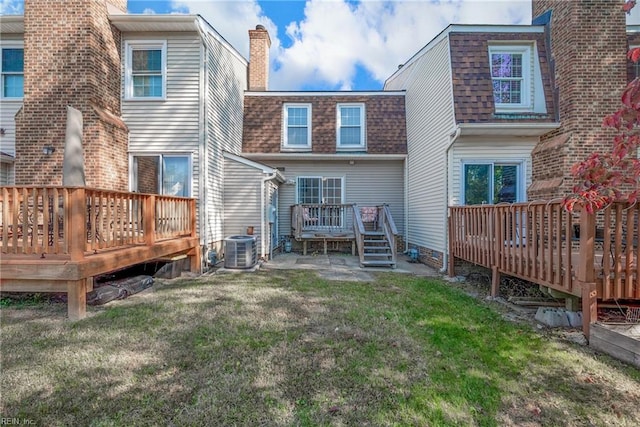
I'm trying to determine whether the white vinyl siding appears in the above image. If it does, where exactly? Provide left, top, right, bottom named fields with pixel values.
left=123, top=30, right=247, bottom=249
left=203, top=30, right=247, bottom=248
left=384, top=36, right=454, bottom=255
left=450, top=138, right=535, bottom=206
left=0, top=99, right=20, bottom=157
left=259, top=160, right=405, bottom=240
left=0, top=161, right=14, bottom=185
left=223, top=157, right=264, bottom=238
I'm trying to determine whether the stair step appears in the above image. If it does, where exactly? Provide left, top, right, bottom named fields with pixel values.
left=363, top=231, right=385, bottom=236
left=361, top=260, right=396, bottom=267
left=363, top=246, right=390, bottom=251
left=364, top=239, right=387, bottom=244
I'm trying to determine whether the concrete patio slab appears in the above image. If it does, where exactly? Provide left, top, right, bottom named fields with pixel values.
left=260, top=253, right=440, bottom=282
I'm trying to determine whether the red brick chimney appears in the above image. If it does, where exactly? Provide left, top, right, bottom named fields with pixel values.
left=529, top=0, right=628, bottom=199
left=14, top=0, right=129, bottom=190
left=248, top=25, right=271, bottom=91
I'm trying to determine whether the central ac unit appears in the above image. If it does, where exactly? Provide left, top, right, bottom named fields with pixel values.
left=224, top=235, right=257, bottom=269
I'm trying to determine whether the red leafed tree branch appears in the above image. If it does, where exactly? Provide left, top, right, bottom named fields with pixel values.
left=563, top=0, right=640, bottom=213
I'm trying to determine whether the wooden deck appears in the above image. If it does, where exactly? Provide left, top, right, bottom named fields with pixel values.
left=449, top=201, right=640, bottom=339
left=291, top=204, right=398, bottom=267
left=0, top=186, right=201, bottom=319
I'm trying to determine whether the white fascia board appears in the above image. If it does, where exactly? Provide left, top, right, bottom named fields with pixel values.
left=195, top=16, right=248, bottom=65
left=242, top=153, right=407, bottom=161
left=223, top=152, right=285, bottom=181
left=109, top=13, right=199, bottom=31
left=246, top=91, right=405, bottom=97
left=386, top=24, right=545, bottom=87
left=457, top=122, right=561, bottom=137
left=0, top=15, right=24, bottom=34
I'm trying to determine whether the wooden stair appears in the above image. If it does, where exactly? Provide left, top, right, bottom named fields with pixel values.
left=361, top=231, right=395, bottom=268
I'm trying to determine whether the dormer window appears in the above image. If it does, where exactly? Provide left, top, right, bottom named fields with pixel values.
left=489, top=45, right=533, bottom=112
left=283, top=103, right=312, bottom=150
left=337, top=103, right=365, bottom=150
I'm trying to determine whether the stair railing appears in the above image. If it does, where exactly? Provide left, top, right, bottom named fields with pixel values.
left=352, top=204, right=366, bottom=265
left=381, top=204, right=398, bottom=266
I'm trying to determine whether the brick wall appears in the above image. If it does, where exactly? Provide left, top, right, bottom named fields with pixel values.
left=243, top=95, right=408, bottom=154
left=248, top=25, right=270, bottom=91
left=529, top=0, right=628, bottom=199
left=14, top=0, right=129, bottom=190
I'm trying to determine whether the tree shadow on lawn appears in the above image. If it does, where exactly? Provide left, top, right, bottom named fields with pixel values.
left=1, top=271, right=639, bottom=426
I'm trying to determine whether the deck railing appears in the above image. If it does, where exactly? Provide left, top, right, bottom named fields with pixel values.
left=449, top=201, right=640, bottom=336
left=291, top=204, right=355, bottom=238
left=1, top=186, right=196, bottom=259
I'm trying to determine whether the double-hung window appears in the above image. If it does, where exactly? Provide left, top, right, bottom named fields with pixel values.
left=131, top=154, right=191, bottom=197
left=462, top=162, right=522, bottom=205
left=125, top=41, right=166, bottom=100
left=489, top=45, right=532, bottom=111
left=283, top=103, right=311, bottom=150
left=337, top=103, right=365, bottom=149
left=1, top=45, right=23, bottom=99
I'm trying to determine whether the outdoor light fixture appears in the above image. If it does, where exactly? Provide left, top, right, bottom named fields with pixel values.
left=43, top=146, right=56, bottom=155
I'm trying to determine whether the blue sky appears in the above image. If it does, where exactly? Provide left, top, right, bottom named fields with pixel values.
left=3, top=0, right=640, bottom=90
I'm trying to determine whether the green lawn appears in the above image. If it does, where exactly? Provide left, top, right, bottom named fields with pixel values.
left=1, top=270, right=639, bottom=426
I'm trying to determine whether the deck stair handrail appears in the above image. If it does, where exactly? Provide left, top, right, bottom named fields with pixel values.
left=352, top=203, right=366, bottom=262
left=381, top=204, right=398, bottom=265
left=1, top=186, right=196, bottom=259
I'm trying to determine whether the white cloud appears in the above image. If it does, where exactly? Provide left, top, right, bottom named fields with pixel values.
left=176, top=0, right=534, bottom=90
left=170, top=0, right=278, bottom=59
left=0, top=0, right=23, bottom=15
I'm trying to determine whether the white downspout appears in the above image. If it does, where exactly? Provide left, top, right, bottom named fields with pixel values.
left=261, top=171, right=277, bottom=259
left=441, top=125, right=461, bottom=273
left=404, top=156, right=409, bottom=253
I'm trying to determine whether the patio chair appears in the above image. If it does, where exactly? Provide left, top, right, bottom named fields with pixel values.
left=360, top=206, right=378, bottom=231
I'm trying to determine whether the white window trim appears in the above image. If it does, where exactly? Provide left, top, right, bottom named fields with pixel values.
left=129, top=153, right=192, bottom=196
left=1, top=41, right=24, bottom=100
left=488, top=44, right=533, bottom=113
left=282, top=103, right=312, bottom=151
left=631, top=44, right=640, bottom=80
left=124, top=40, right=167, bottom=101
left=295, top=176, right=345, bottom=204
left=336, top=103, right=366, bottom=150
left=460, top=160, right=525, bottom=205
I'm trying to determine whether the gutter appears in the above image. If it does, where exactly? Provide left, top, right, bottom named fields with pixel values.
left=441, top=125, right=462, bottom=274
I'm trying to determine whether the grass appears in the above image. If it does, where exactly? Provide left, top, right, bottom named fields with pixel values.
left=1, top=269, right=639, bottom=426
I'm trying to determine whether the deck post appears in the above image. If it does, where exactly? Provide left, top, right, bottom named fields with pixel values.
left=447, top=214, right=455, bottom=276
left=144, top=195, right=156, bottom=246
left=68, top=187, right=86, bottom=261
left=576, top=208, right=597, bottom=339
left=67, top=279, right=87, bottom=320
left=491, top=266, right=500, bottom=297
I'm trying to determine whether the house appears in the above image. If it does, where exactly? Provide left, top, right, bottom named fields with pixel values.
left=0, top=0, right=248, bottom=266
left=235, top=27, right=408, bottom=266
left=384, top=0, right=631, bottom=270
